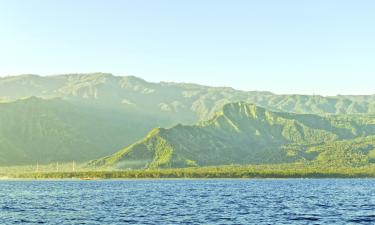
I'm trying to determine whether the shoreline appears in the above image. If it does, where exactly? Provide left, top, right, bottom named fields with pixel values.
left=2, top=177, right=375, bottom=181
left=3, top=164, right=375, bottom=179
left=4, top=173, right=375, bottom=180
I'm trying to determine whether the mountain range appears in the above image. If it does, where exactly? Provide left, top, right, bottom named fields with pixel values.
left=0, top=73, right=374, bottom=166
left=89, top=102, right=375, bottom=169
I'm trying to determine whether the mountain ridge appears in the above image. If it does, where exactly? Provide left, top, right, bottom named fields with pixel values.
left=0, top=96, right=171, bottom=165
left=89, top=102, right=375, bottom=169
left=1, top=73, right=375, bottom=166
left=1, top=73, right=375, bottom=119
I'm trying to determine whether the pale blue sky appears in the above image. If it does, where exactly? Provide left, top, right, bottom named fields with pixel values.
left=0, top=0, right=374, bottom=95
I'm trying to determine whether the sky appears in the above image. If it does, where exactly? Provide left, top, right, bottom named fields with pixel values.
left=0, top=0, right=374, bottom=96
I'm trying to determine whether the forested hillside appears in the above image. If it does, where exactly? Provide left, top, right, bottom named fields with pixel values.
left=89, top=102, right=375, bottom=169
left=1, top=73, right=375, bottom=166
left=0, top=97, right=169, bottom=165
left=1, top=73, right=375, bottom=121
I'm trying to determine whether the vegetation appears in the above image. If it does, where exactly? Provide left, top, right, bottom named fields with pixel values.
left=3, top=164, right=375, bottom=179
left=1, top=73, right=375, bottom=167
left=0, top=97, right=168, bottom=165
left=1, top=73, right=375, bottom=120
left=90, top=102, right=375, bottom=169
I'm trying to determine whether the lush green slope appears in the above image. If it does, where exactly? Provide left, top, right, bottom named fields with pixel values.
left=1, top=73, right=375, bottom=166
left=89, top=102, right=375, bottom=169
left=0, top=97, right=170, bottom=165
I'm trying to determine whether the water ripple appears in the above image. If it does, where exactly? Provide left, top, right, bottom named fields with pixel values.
left=0, top=179, right=375, bottom=224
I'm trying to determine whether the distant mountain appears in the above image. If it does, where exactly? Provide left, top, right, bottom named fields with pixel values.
left=0, top=73, right=375, bottom=166
left=0, top=97, right=168, bottom=165
left=89, top=102, right=375, bottom=168
left=1, top=73, right=375, bottom=122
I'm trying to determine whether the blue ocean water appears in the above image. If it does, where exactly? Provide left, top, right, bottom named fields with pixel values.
left=0, top=179, right=375, bottom=224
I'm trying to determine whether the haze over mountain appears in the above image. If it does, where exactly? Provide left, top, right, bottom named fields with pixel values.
left=1, top=73, right=375, bottom=117
left=89, top=102, right=375, bottom=169
left=0, top=97, right=167, bottom=165
left=0, top=73, right=375, bottom=166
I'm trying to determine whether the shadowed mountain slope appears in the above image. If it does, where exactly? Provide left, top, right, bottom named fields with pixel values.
left=89, top=102, right=375, bottom=169
left=0, top=97, right=170, bottom=165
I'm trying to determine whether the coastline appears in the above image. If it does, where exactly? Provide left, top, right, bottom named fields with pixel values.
left=2, top=177, right=375, bottom=181
left=3, top=164, right=375, bottom=179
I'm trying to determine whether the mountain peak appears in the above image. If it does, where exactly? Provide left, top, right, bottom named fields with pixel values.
left=221, top=102, right=267, bottom=119
left=89, top=99, right=375, bottom=169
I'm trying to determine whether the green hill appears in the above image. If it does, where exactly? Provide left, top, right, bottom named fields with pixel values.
left=89, top=102, right=375, bottom=169
left=1, top=73, right=375, bottom=166
left=0, top=97, right=170, bottom=165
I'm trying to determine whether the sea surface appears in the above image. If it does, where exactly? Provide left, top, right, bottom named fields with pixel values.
left=0, top=179, right=375, bottom=224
